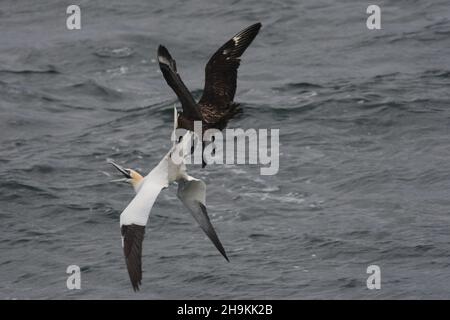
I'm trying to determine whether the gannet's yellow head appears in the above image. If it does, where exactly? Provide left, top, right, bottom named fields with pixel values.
left=109, top=160, right=144, bottom=191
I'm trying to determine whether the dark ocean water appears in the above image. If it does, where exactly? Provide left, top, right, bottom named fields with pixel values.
left=1, top=0, right=450, bottom=299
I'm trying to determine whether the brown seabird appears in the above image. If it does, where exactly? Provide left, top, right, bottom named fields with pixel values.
left=157, top=22, right=262, bottom=132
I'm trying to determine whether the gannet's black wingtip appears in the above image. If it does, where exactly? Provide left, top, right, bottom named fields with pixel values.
left=121, top=224, right=145, bottom=293
left=216, top=240, right=230, bottom=263
left=195, top=203, right=230, bottom=263
left=132, top=282, right=141, bottom=292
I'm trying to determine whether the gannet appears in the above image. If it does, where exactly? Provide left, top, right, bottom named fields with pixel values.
left=110, top=108, right=228, bottom=291
left=158, top=22, right=262, bottom=132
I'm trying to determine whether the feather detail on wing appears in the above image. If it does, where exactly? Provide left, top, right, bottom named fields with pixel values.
left=198, top=23, right=261, bottom=122
left=158, top=45, right=203, bottom=120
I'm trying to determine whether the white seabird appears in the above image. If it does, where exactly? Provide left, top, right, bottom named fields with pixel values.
left=109, top=108, right=228, bottom=291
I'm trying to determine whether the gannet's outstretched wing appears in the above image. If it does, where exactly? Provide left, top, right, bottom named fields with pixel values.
left=119, top=159, right=169, bottom=291
left=177, top=176, right=229, bottom=262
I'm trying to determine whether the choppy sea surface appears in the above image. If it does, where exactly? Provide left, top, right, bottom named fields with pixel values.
left=1, top=0, right=449, bottom=299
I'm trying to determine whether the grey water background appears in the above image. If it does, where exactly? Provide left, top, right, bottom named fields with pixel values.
left=1, top=0, right=449, bottom=299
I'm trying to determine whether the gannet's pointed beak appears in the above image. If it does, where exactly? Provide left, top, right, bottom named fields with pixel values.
left=108, top=160, right=132, bottom=182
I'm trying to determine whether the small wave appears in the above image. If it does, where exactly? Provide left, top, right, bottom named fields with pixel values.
left=243, top=191, right=306, bottom=205
left=0, top=65, right=59, bottom=74
left=94, top=47, right=134, bottom=58
left=372, top=72, right=402, bottom=80
left=248, top=233, right=271, bottom=239
left=105, top=66, right=129, bottom=76
left=276, top=82, right=323, bottom=92
left=380, top=244, right=437, bottom=259
left=104, top=99, right=171, bottom=114
left=12, top=164, right=56, bottom=174
left=0, top=181, right=58, bottom=200
left=73, top=80, right=122, bottom=96
left=421, top=69, right=450, bottom=79
left=339, top=278, right=359, bottom=288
